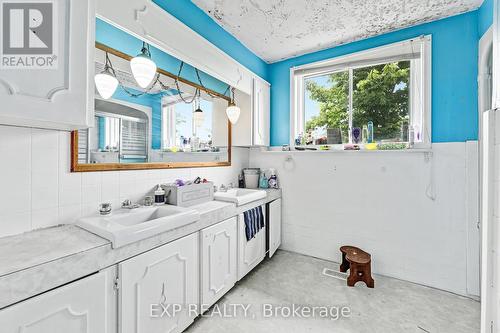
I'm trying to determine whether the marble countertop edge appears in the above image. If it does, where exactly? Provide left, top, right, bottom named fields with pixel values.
left=0, top=189, right=281, bottom=309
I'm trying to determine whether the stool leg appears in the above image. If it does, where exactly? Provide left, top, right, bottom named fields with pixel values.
left=365, top=262, right=375, bottom=288
left=346, top=262, right=358, bottom=287
left=346, top=262, right=375, bottom=288
left=340, top=252, right=350, bottom=273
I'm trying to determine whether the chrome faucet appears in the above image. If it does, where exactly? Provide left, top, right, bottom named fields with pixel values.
left=122, top=199, right=140, bottom=209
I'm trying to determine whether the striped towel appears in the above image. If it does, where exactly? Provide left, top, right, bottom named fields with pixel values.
left=243, top=206, right=265, bottom=241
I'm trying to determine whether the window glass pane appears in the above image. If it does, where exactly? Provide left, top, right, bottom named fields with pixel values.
left=304, top=71, right=349, bottom=145
left=104, top=116, right=120, bottom=150
left=352, top=61, right=410, bottom=143
left=163, top=98, right=214, bottom=151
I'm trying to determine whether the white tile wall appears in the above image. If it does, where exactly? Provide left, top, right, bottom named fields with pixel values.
left=250, top=142, right=478, bottom=296
left=0, top=125, right=249, bottom=238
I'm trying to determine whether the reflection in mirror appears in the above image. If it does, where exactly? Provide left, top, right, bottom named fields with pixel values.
left=73, top=18, right=237, bottom=172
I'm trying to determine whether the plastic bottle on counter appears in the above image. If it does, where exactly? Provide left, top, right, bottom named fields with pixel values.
left=259, top=172, right=269, bottom=189
left=154, top=184, right=166, bottom=205
left=267, top=169, right=279, bottom=189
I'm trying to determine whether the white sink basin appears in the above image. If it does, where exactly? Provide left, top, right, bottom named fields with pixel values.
left=77, top=205, right=200, bottom=248
left=214, top=188, right=267, bottom=206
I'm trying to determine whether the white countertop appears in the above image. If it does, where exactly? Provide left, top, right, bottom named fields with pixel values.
left=0, top=189, right=281, bottom=309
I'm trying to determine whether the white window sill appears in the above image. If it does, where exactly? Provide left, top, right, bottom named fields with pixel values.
left=254, top=146, right=433, bottom=154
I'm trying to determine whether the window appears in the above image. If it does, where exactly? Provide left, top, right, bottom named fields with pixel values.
left=102, top=116, right=120, bottom=150
left=161, top=95, right=214, bottom=150
left=292, top=36, right=431, bottom=149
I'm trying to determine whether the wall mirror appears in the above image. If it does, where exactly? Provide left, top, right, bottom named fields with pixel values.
left=71, top=19, right=239, bottom=172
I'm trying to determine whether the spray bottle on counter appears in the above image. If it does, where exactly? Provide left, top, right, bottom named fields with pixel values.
left=267, top=169, right=279, bottom=189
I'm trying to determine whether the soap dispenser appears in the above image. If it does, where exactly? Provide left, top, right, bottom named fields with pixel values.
left=259, top=172, right=269, bottom=189
left=154, top=184, right=166, bottom=205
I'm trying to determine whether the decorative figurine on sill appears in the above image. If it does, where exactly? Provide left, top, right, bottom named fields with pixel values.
left=304, top=130, right=314, bottom=145
left=295, top=133, right=303, bottom=146
left=352, top=127, right=362, bottom=144
left=344, top=144, right=360, bottom=151
left=367, top=121, right=374, bottom=143
left=315, top=136, right=327, bottom=145
left=362, top=125, right=369, bottom=144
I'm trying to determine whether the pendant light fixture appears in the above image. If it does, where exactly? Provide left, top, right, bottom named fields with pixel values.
left=94, top=52, right=118, bottom=100
left=193, top=89, right=205, bottom=128
left=226, top=87, right=240, bottom=124
left=130, top=42, right=157, bottom=88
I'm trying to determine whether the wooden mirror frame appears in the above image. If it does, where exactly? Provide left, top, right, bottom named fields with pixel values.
left=71, top=43, right=232, bottom=172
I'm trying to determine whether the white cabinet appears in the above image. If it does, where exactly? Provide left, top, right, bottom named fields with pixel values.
left=0, top=0, right=95, bottom=130
left=233, top=77, right=271, bottom=147
left=119, top=233, right=199, bottom=333
left=200, top=217, right=238, bottom=308
left=252, top=77, right=271, bottom=146
left=238, top=205, right=266, bottom=280
left=268, top=199, right=282, bottom=258
left=0, top=268, right=116, bottom=333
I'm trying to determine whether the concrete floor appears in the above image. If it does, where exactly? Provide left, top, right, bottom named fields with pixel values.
left=186, top=250, right=480, bottom=333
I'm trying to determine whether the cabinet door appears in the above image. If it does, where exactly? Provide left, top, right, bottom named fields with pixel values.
left=252, top=78, right=270, bottom=146
left=0, top=268, right=115, bottom=333
left=268, top=199, right=282, bottom=258
left=200, top=217, right=237, bottom=308
left=238, top=205, right=266, bottom=280
left=119, top=233, right=199, bottom=333
left=0, top=0, right=94, bottom=130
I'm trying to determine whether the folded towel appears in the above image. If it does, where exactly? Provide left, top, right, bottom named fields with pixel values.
left=243, top=206, right=265, bottom=241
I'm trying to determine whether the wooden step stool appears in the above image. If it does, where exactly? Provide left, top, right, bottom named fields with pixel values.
left=340, top=246, right=375, bottom=288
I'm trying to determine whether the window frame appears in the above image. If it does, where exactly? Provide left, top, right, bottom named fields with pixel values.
left=290, top=36, right=432, bottom=149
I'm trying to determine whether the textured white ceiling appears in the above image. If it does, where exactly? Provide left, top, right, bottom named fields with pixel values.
left=192, top=0, right=483, bottom=63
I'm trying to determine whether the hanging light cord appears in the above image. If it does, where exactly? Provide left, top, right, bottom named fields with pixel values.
left=195, top=67, right=230, bottom=98
left=141, top=42, right=152, bottom=58
left=173, top=61, right=198, bottom=104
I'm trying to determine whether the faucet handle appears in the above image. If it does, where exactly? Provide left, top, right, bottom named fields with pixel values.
left=99, top=203, right=112, bottom=215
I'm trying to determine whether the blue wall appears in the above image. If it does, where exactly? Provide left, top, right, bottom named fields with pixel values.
left=99, top=1, right=491, bottom=147
left=478, top=0, right=494, bottom=37
left=152, top=0, right=268, bottom=81
left=268, top=12, right=481, bottom=146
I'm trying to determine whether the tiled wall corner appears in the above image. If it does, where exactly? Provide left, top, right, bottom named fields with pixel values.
left=0, top=126, right=250, bottom=238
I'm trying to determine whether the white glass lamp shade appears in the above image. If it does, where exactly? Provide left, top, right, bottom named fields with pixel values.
left=130, top=54, right=157, bottom=88
left=94, top=72, right=118, bottom=100
left=193, top=109, right=205, bottom=128
left=226, top=102, right=241, bottom=125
